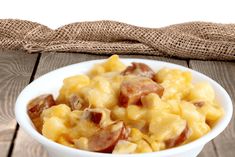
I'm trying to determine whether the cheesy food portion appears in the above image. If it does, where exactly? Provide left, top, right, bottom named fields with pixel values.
left=27, top=55, right=223, bottom=154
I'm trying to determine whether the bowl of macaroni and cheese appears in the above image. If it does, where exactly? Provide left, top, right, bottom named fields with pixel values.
left=15, top=55, right=233, bottom=157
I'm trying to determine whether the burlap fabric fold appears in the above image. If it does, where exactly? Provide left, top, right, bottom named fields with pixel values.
left=0, top=19, right=234, bottom=60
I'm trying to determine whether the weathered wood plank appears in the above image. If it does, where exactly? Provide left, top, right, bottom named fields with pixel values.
left=0, top=51, right=38, bottom=157
left=0, top=120, right=16, bottom=157
left=34, top=53, right=106, bottom=78
left=12, top=53, right=189, bottom=157
left=198, top=142, right=218, bottom=157
left=190, top=60, right=235, bottom=157
left=34, top=53, right=189, bottom=78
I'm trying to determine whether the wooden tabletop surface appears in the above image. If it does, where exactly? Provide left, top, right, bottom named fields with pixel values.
left=0, top=50, right=234, bottom=157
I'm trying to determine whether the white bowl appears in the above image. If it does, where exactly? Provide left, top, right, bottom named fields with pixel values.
left=15, top=58, right=233, bottom=157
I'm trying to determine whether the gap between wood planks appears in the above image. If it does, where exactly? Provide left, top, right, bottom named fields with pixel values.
left=7, top=53, right=42, bottom=157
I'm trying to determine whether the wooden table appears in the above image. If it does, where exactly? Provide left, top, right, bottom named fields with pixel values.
left=0, top=50, right=234, bottom=157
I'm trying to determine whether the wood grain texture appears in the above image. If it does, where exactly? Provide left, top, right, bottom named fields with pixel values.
left=12, top=129, right=49, bottom=157
left=190, top=60, right=235, bottom=157
left=35, top=53, right=189, bottom=78
left=0, top=50, right=38, bottom=157
left=198, top=142, right=218, bottom=157
left=34, top=53, right=106, bottom=78
left=0, top=120, right=16, bottom=157
left=12, top=53, right=188, bottom=157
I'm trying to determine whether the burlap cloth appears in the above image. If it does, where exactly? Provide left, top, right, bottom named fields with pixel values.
left=0, top=19, right=234, bottom=60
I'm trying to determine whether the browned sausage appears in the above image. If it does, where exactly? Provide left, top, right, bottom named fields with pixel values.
left=119, top=77, right=164, bottom=107
left=90, top=112, right=103, bottom=124
left=165, top=124, right=191, bottom=148
left=27, top=94, right=56, bottom=132
left=28, top=94, right=56, bottom=119
left=88, top=121, right=128, bottom=153
left=82, top=108, right=111, bottom=126
left=121, top=62, right=155, bottom=79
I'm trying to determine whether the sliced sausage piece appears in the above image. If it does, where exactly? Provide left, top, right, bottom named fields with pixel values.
left=119, top=77, right=164, bottom=107
left=82, top=108, right=112, bottom=127
left=121, top=62, right=155, bottom=79
left=82, top=109, right=103, bottom=124
left=27, top=94, right=56, bottom=132
left=88, top=121, right=128, bottom=153
left=28, top=94, right=56, bottom=119
left=165, top=124, right=191, bottom=148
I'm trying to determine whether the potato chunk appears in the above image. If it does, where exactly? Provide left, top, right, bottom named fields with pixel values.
left=57, top=75, right=90, bottom=104
left=79, top=76, right=117, bottom=108
left=155, top=68, right=192, bottom=100
left=42, top=117, right=67, bottom=141
left=112, top=140, right=137, bottom=154
left=149, top=113, right=187, bottom=143
left=127, top=105, right=146, bottom=120
left=188, top=82, right=215, bottom=102
left=89, top=55, right=126, bottom=77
